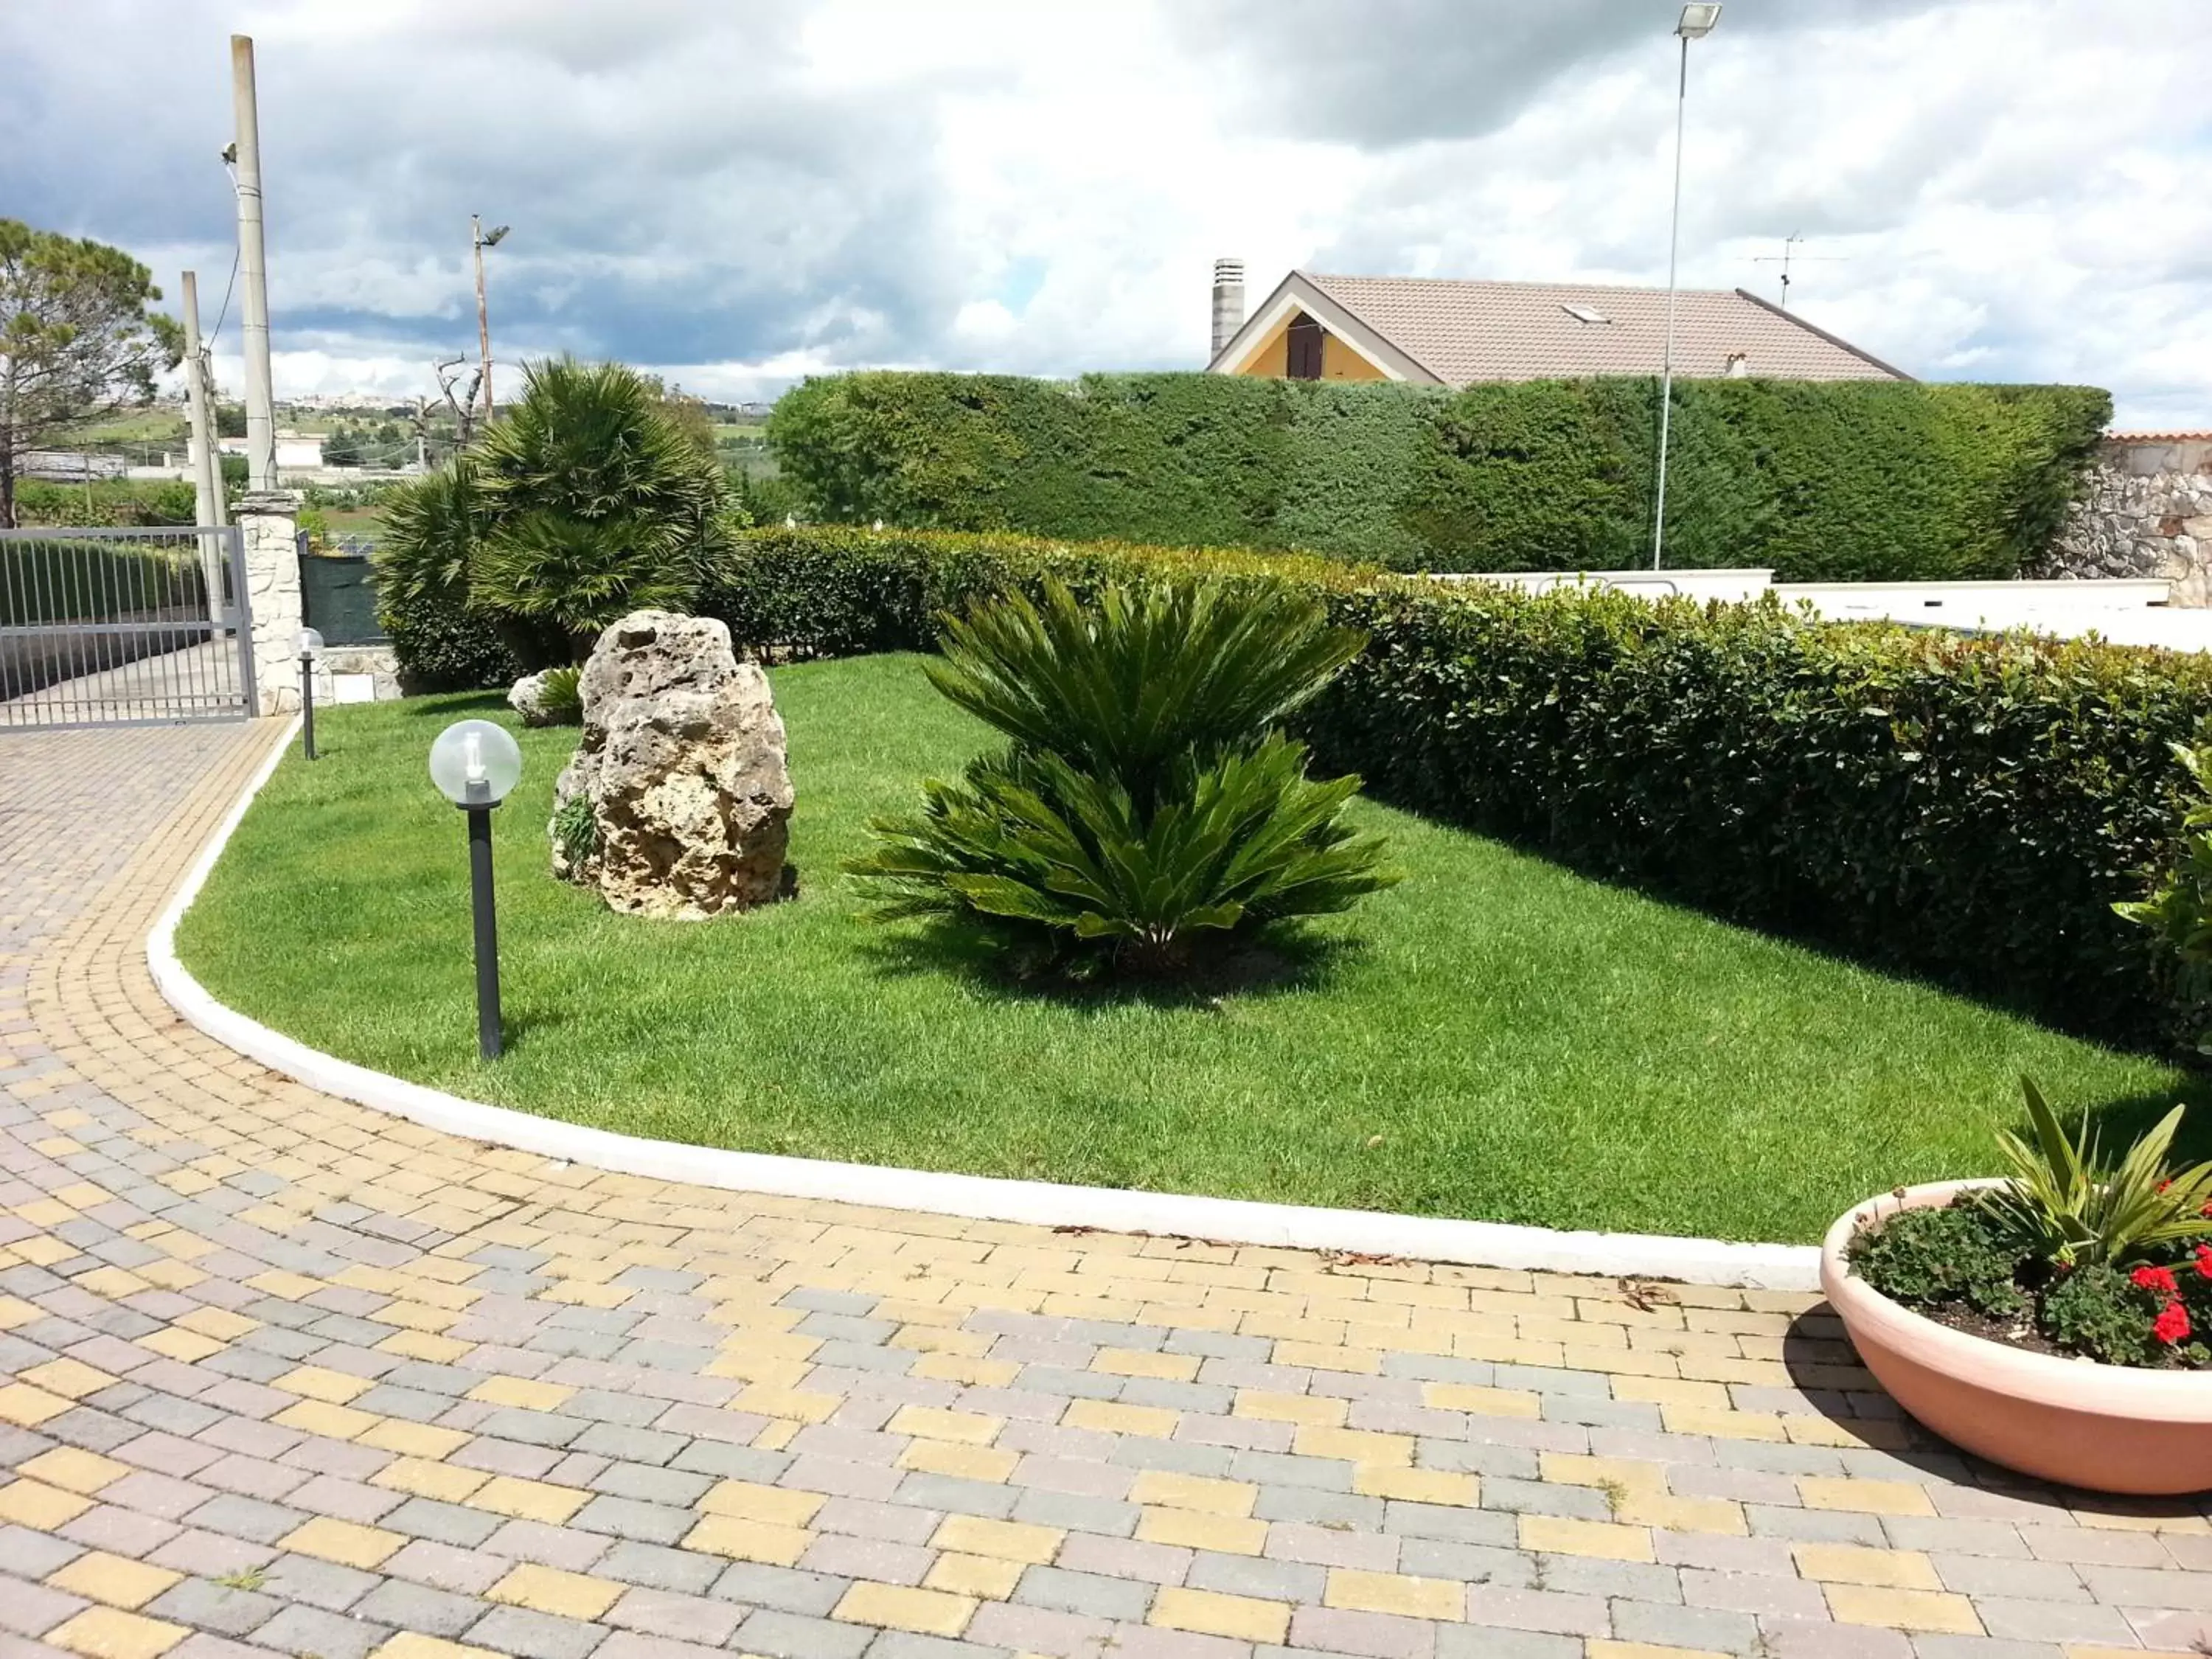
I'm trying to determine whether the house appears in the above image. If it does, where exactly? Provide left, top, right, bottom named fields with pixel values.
left=218, top=431, right=327, bottom=469
left=1203, top=262, right=1908, bottom=386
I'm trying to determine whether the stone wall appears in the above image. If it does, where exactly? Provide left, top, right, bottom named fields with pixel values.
left=236, top=490, right=303, bottom=715
left=2037, top=433, right=2212, bottom=605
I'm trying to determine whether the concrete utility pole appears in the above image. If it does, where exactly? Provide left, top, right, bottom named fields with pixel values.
left=472, top=215, right=509, bottom=425
left=230, top=35, right=278, bottom=490
left=181, top=270, right=229, bottom=618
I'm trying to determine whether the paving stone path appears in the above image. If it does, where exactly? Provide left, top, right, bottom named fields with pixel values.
left=1, top=718, right=2208, bottom=1659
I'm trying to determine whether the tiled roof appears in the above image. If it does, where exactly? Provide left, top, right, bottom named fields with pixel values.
left=1302, top=273, right=1906, bottom=384
left=2108, top=430, right=2212, bottom=442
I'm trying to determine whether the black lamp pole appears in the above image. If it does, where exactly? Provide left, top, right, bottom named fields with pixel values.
left=299, top=656, right=317, bottom=760
left=462, top=782, right=502, bottom=1059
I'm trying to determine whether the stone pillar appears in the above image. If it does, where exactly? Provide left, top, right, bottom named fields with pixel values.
left=235, top=489, right=303, bottom=715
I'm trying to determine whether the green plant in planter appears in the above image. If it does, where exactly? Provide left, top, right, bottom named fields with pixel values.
left=1985, top=1077, right=2212, bottom=1268
left=849, top=578, right=1399, bottom=975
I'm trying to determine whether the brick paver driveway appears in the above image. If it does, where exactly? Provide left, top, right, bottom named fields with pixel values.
left=1, top=720, right=2208, bottom=1659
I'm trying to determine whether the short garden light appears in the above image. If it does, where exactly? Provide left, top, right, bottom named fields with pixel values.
left=428, top=719, right=524, bottom=1060
left=297, top=627, right=323, bottom=759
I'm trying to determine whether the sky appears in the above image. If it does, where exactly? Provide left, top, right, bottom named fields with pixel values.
left=4, top=0, right=2209, bottom=428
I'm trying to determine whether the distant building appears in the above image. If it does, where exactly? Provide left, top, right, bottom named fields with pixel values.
left=1204, top=265, right=1907, bottom=386
left=220, top=432, right=326, bottom=469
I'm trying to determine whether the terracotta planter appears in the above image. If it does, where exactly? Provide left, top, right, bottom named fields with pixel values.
left=1820, top=1180, right=2212, bottom=1496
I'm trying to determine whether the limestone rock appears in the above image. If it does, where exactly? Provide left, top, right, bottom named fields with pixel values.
left=551, top=611, right=794, bottom=919
left=509, top=669, right=561, bottom=726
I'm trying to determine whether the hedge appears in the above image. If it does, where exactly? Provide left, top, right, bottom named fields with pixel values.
left=765, top=371, right=2111, bottom=582
left=388, top=522, right=2212, bottom=1052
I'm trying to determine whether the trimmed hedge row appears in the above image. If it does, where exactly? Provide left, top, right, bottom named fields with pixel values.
left=389, top=523, right=2212, bottom=1051
left=765, top=371, right=2112, bottom=582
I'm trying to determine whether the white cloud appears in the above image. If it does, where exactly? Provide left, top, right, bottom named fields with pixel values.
left=4, top=0, right=2208, bottom=424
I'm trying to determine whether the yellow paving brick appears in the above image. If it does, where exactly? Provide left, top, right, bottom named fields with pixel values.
left=886, top=1405, right=1003, bottom=1445
left=1293, top=1425, right=1415, bottom=1467
left=1151, top=1586, right=1291, bottom=1643
left=1062, top=1398, right=1179, bottom=1438
left=1793, top=1543, right=1943, bottom=1590
left=1589, top=1644, right=1731, bottom=1659
left=468, top=1476, right=589, bottom=1524
left=15, top=1200, right=74, bottom=1227
left=1421, top=1382, right=1542, bottom=1418
left=52, top=1183, right=111, bottom=1209
left=1614, top=1490, right=1748, bottom=1536
left=1324, top=1569, right=1466, bottom=1621
left=271, top=1399, right=379, bottom=1441
left=1127, top=1471, right=1257, bottom=1517
left=912, top=1353, right=1020, bottom=1388
left=242, top=1270, right=322, bottom=1300
left=136, top=1327, right=224, bottom=1364
left=731, top=1383, right=843, bottom=1423
left=1609, top=1376, right=1733, bottom=1410
left=372, top=1457, right=490, bottom=1503
left=1271, top=1340, right=1381, bottom=1374
left=369, top=1637, right=504, bottom=1659
left=679, top=1514, right=813, bottom=1565
left=74, top=1268, right=149, bottom=1299
left=12, top=1237, right=73, bottom=1267
left=21, top=1359, right=116, bottom=1400
left=41, top=1608, right=189, bottom=1659
left=1353, top=1464, right=1479, bottom=1506
left=0, top=1295, right=41, bottom=1329
left=370, top=1299, right=459, bottom=1332
left=375, top=1329, right=473, bottom=1363
left=487, top=1564, right=623, bottom=1621
left=832, top=1582, right=976, bottom=1638
left=899, top=1439, right=1018, bottom=1483
left=930, top=1514, right=1064, bottom=1564
left=1798, top=1478, right=1938, bottom=1518
left=45, top=1554, right=181, bottom=1611
left=1094, top=1348, right=1202, bottom=1382
left=1136, top=1507, right=1267, bottom=1555
left=20, top=1448, right=131, bottom=1495
left=466, top=1376, right=575, bottom=1411
left=174, top=1307, right=258, bottom=1340
left=279, top=1516, right=405, bottom=1570
left=0, top=1384, right=76, bottom=1427
left=1231, top=1390, right=1346, bottom=1427
left=1823, top=1584, right=1983, bottom=1635
left=699, top=1479, right=826, bottom=1528
left=924, top=1552, right=1026, bottom=1599
left=1519, top=1514, right=1657, bottom=1562
left=0, top=1477, right=93, bottom=1528
left=1783, top=1415, right=1914, bottom=1452
left=272, top=1366, right=373, bottom=1404
left=1660, top=1405, right=1790, bottom=1442
left=358, top=1419, right=470, bottom=1460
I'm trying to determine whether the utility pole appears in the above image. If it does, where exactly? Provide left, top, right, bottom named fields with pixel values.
left=181, top=271, right=229, bottom=619
left=1651, top=3, right=1721, bottom=572
left=229, top=35, right=278, bottom=490
left=472, top=215, right=509, bottom=426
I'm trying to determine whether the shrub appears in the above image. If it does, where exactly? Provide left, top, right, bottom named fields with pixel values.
left=536, top=665, right=582, bottom=723
left=767, top=371, right=2111, bottom=580
left=848, top=580, right=1398, bottom=975
left=703, top=525, right=2212, bottom=1050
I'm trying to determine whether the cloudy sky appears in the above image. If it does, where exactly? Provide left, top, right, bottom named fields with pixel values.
left=6, top=0, right=2209, bottom=426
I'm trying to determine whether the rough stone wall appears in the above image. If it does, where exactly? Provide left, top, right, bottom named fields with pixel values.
left=236, top=490, right=303, bottom=714
left=2037, top=435, right=2212, bottom=604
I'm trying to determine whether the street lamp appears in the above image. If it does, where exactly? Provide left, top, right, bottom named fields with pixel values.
left=472, top=215, right=511, bottom=425
left=297, top=627, right=323, bottom=759
left=428, top=719, right=524, bottom=1060
left=1652, top=1, right=1722, bottom=571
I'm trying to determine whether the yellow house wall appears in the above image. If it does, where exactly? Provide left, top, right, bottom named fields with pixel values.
left=1225, top=311, right=1388, bottom=381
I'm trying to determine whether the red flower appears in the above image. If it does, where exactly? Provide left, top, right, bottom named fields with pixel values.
left=2197, top=1243, right=2212, bottom=1280
left=2131, top=1264, right=2180, bottom=1295
left=2153, top=1302, right=2192, bottom=1346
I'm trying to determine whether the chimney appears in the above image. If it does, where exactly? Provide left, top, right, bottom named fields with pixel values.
left=1209, top=257, right=1245, bottom=361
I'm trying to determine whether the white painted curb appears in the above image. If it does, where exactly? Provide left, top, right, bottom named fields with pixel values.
left=147, top=720, right=1822, bottom=1291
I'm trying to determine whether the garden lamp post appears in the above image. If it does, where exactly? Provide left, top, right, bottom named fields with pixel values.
left=1652, top=1, right=1722, bottom=571
left=297, top=627, right=323, bottom=759
left=428, top=719, right=524, bottom=1060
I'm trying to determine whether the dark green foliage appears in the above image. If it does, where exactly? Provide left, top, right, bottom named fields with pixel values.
left=12, top=479, right=196, bottom=527
left=551, top=792, right=597, bottom=869
left=536, top=665, right=582, bottom=723
left=1846, top=1203, right=2025, bottom=1316
left=705, top=525, right=2212, bottom=1051
left=849, top=580, right=1398, bottom=975
left=2041, top=1264, right=2167, bottom=1367
left=767, top=371, right=2111, bottom=580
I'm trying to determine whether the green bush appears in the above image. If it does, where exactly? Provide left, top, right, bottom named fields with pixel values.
left=13, top=479, right=198, bottom=528
left=766, top=370, right=2110, bottom=580
left=704, top=525, right=2212, bottom=1051
left=848, top=579, right=1397, bottom=975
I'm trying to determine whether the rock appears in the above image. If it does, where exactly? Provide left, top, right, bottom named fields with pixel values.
left=550, top=611, right=794, bottom=919
left=509, top=669, right=560, bottom=726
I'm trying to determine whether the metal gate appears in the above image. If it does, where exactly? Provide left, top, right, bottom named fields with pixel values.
left=0, top=524, right=257, bottom=729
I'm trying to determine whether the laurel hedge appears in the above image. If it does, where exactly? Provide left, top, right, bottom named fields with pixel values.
left=765, top=371, right=2111, bottom=582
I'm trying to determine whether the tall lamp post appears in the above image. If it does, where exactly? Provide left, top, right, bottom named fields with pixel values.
left=1652, top=1, right=1722, bottom=571
left=472, top=215, right=510, bottom=425
left=428, top=720, right=524, bottom=1060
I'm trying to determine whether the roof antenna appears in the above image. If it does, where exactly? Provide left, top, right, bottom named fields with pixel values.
left=1750, top=232, right=1846, bottom=309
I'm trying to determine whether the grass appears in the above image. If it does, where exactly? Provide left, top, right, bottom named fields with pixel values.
left=176, top=653, right=2205, bottom=1245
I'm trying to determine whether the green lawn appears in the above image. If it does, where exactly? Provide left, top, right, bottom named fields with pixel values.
left=176, top=653, right=2203, bottom=1245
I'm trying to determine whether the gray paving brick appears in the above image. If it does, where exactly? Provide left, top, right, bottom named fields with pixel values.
left=1378, top=1500, right=1512, bottom=1546
left=1478, top=1477, right=1610, bottom=1520
left=465, top=1604, right=612, bottom=1659
left=1056, top=1531, right=1191, bottom=1585
left=1013, top=1562, right=1157, bottom=1621
left=1933, top=1554, right=2088, bottom=1601
left=1286, top=1604, right=1439, bottom=1658
left=260, top=1551, right=384, bottom=1610
left=965, top=1600, right=1113, bottom=1659
left=481, top=1517, right=613, bottom=1572
left=799, top=1533, right=935, bottom=1585
left=1008, top=1487, right=1138, bottom=1537
left=894, top=1472, right=1020, bottom=1520
left=815, top=1497, right=942, bottom=1546
left=1432, top=1630, right=1579, bottom=1659
left=569, top=1495, right=692, bottom=1546
left=1185, top=1550, right=1325, bottom=1602
left=1395, top=1538, right=1535, bottom=1586
left=595, top=1540, right=726, bottom=1596
left=1747, top=1504, right=1889, bottom=1545
left=1610, top=1598, right=1761, bottom=1654
left=0, top=1525, right=86, bottom=1579
left=708, top=1561, right=852, bottom=1617
left=1230, top=1451, right=1352, bottom=1492
left=385, top=1495, right=507, bottom=1547
left=181, top=1493, right=308, bottom=1545
left=1254, top=1488, right=1380, bottom=1530
left=1534, top=1554, right=1680, bottom=1601
left=1908, top=1640, right=2065, bottom=1659
left=252, top=1603, right=391, bottom=1659
left=732, top=1610, right=873, bottom=1659
left=1681, top=1565, right=1830, bottom=1618
left=355, top=1579, right=494, bottom=1638
left=143, top=1578, right=283, bottom=1639
left=866, top=1633, right=1015, bottom=1659
left=0, top=1584, right=86, bottom=1642
left=603, top=1587, right=745, bottom=1646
